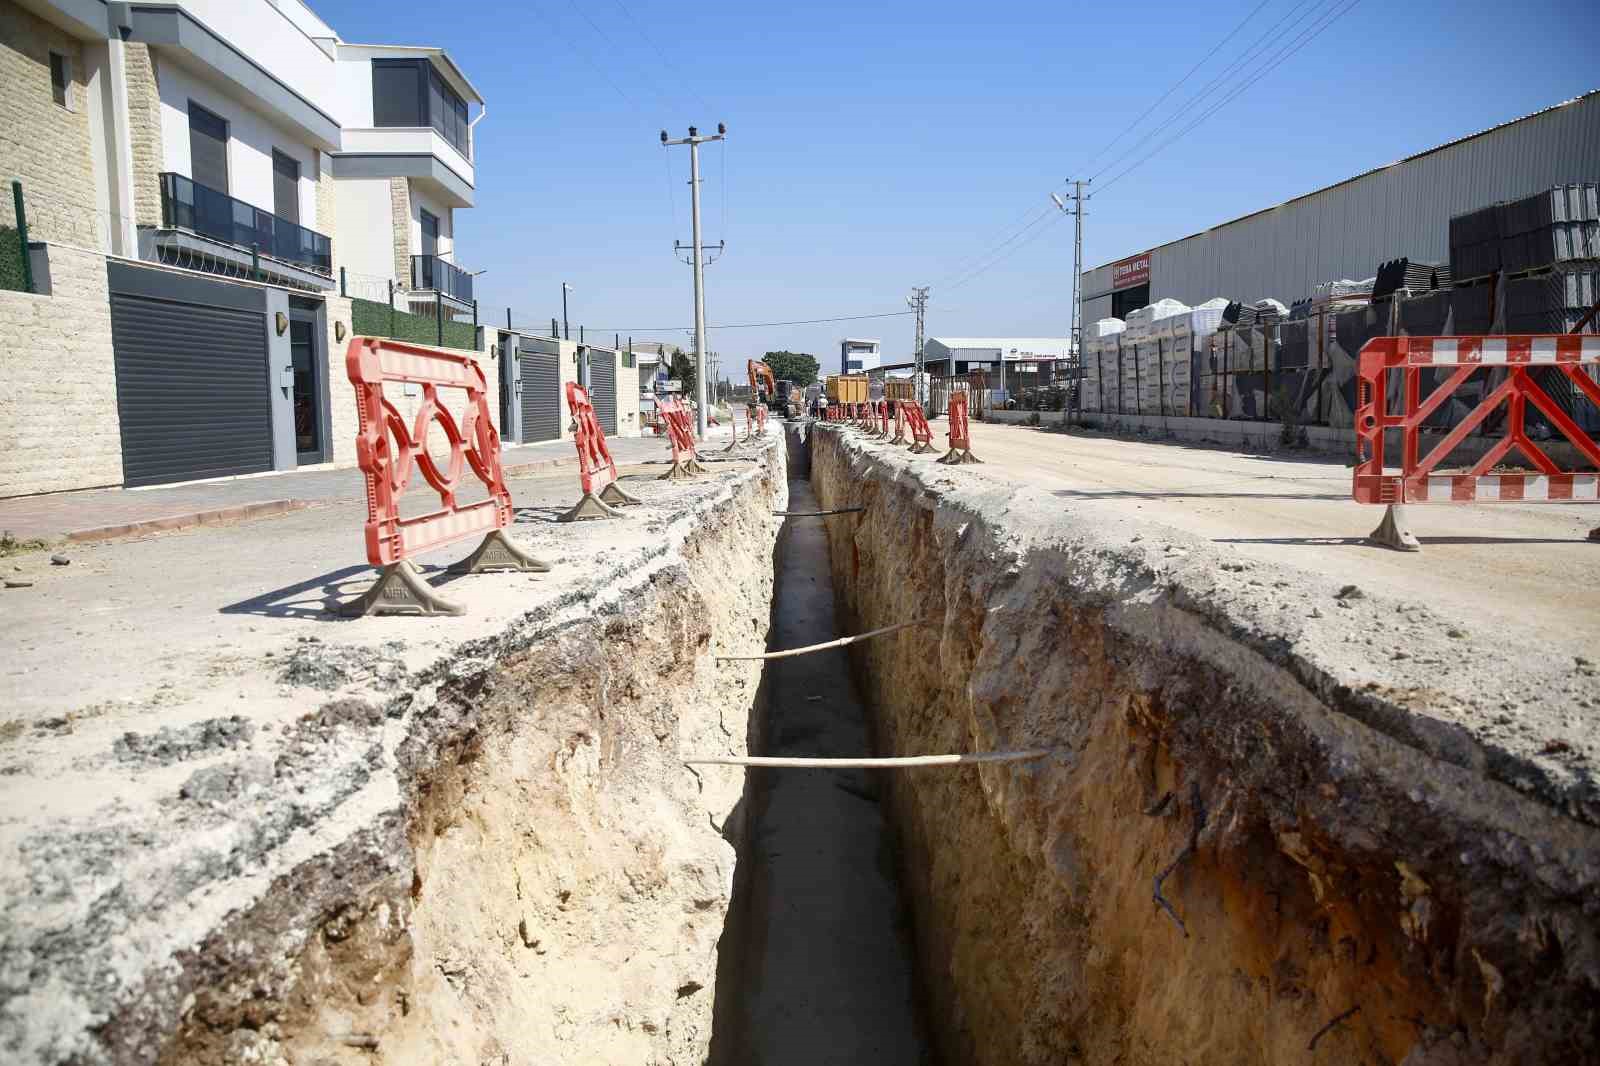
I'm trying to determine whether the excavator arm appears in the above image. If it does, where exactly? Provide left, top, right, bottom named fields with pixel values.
left=747, top=360, right=777, bottom=404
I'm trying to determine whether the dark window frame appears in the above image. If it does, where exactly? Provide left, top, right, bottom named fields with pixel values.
left=271, top=149, right=301, bottom=224
left=187, top=100, right=230, bottom=194
left=49, top=52, right=69, bottom=108
left=371, top=57, right=471, bottom=159
left=419, top=207, right=439, bottom=257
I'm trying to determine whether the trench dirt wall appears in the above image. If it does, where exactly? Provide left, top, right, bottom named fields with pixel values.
left=809, top=427, right=1598, bottom=1066
left=131, top=450, right=787, bottom=1066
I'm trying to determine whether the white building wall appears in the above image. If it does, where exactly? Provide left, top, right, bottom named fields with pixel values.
left=157, top=62, right=319, bottom=228
left=168, top=0, right=341, bottom=118
left=409, top=183, right=455, bottom=259
left=334, top=178, right=397, bottom=282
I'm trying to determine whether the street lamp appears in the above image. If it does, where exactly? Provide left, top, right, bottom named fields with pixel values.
left=562, top=282, right=574, bottom=340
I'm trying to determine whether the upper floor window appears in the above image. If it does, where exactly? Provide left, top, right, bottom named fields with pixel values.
left=188, top=102, right=229, bottom=193
left=372, top=58, right=471, bottom=159
left=49, top=52, right=69, bottom=108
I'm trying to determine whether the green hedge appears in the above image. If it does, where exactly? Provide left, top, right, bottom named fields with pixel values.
left=350, top=296, right=478, bottom=352
left=0, top=227, right=27, bottom=293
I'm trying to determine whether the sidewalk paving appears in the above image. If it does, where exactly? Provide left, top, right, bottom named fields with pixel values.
left=0, top=434, right=680, bottom=544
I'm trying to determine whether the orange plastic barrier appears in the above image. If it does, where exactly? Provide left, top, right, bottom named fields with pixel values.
left=342, top=337, right=547, bottom=616
left=901, top=400, right=935, bottom=454
left=877, top=400, right=890, bottom=438
left=938, top=391, right=982, bottom=464
left=1353, top=333, right=1600, bottom=550
left=563, top=381, right=641, bottom=520
left=891, top=401, right=906, bottom=444
left=754, top=404, right=768, bottom=437
left=658, top=395, right=705, bottom=480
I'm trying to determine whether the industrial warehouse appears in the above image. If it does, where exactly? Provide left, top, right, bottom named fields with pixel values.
left=1074, top=90, right=1600, bottom=434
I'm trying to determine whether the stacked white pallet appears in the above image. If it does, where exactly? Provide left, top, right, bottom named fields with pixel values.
left=1080, top=318, right=1124, bottom=413
left=1158, top=298, right=1228, bottom=416
left=1134, top=301, right=1190, bottom=414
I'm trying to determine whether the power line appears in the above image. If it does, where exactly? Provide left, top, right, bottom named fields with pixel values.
left=609, top=0, right=715, bottom=114
left=528, top=1, right=647, bottom=118
left=566, top=0, right=685, bottom=116
left=1095, top=0, right=1365, bottom=195
left=1076, top=0, right=1274, bottom=176
left=940, top=209, right=1067, bottom=293
left=1088, top=0, right=1332, bottom=183
left=590, top=310, right=916, bottom=333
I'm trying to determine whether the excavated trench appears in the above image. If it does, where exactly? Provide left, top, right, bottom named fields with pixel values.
left=804, top=423, right=1600, bottom=1066
left=74, top=419, right=1597, bottom=1065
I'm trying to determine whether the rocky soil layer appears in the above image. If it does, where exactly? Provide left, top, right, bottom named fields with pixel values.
left=0, top=443, right=785, bottom=1066
left=810, top=425, right=1598, bottom=1065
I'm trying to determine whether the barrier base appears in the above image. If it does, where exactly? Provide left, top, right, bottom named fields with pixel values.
left=1368, top=503, right=1421, bottom=552
left=908, top=441, right=936, bottom=454
left=451, top=529, right=551, bottom=574
left=1588, top=525, right=1599, bottom=543
left=559, top=493, right=623, bottom=522
left=342, top=562, right=465, bottom=617
left=599, top=482, right=642, bottom=507
left=937, top=448, right=984, bottom=465
left=659, top=460, right=699, bottom=481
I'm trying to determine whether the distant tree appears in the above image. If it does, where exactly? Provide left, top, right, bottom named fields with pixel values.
left=761, top=350, right=820, bottom=386
left=668, top=347, right=697, bottom=401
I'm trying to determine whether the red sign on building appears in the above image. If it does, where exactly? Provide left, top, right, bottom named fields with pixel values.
left=1111, top=252, right=1150, bottom=290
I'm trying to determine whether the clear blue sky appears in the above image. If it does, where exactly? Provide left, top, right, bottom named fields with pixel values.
left=313, top=0, right=1594, bottom=377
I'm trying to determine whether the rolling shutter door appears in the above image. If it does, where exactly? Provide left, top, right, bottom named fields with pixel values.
left=110, top=293, right=272, bottom=487
left=589, top=349, right=617, bottom=435
left=519, top=345, right=560, bottom=443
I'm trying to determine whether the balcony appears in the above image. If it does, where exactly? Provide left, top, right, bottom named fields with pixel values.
left=411, top=254, right=474, bottom=307
left=156, top=172, right=332, bottom=280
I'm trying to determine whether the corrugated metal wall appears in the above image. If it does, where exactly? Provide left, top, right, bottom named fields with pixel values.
left=1083, top=93, right=1600, bottom=323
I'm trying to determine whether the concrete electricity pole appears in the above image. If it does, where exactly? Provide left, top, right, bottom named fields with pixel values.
left=907, top=286, right=929, bottom=406
left=1052, top=180, right=1088, bottom=422
left=662, top=123, right=726, bottom=439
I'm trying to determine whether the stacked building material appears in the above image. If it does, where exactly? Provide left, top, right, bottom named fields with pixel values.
left=1498, top=183, right=1600, bottom=274
left=1078, top=318, right=1125, bottom=414
left=1157, top=298, right=1228, bottom=417
left=1449, top=203, right=1502, bottom=280
left=1373, top=258, right=1449, bottom=300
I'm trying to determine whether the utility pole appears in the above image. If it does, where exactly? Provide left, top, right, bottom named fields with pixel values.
left=907, top=286, right=929, bottom=407
left=1052, top=180, right=1089, bottom=423
left=561, top=282, right=573, bottom=341
left=662, top=123, right=726, bottom=439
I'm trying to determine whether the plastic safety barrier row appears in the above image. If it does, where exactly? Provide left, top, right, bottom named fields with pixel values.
left=342, top=337, right=548, bottom=617
left=1353, top=333, right=1600, bottom=551
left=562, top=381, right=641, bottom=521
left=658, top=395, right=706, bottom=480
left=938, top=391, right=983, bottom=465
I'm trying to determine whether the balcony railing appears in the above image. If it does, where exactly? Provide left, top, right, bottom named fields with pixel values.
left=410, top=254, right=473, bottom=304
left=158, top=172, right=332, bottom=276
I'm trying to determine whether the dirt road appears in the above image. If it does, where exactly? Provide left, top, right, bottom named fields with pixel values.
left=956, top=421, right=1600, bottom=648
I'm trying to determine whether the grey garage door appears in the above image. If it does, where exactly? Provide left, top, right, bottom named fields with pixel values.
left=519, top=343, right=561, bottom=443
left=109, top=290, right=273, bottom=488
left=589, top=349, right=617, bottom=435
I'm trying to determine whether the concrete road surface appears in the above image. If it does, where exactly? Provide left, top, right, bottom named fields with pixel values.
left=954, top=421, right=1600, bottom=648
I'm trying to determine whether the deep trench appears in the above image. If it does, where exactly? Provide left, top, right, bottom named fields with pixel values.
left=708, top=422, right=934, bottom=1065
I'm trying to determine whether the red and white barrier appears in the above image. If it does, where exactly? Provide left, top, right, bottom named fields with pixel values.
left=1353, top=333, right=1600, bottom=550
left=937, top=391, right=983, bottom=464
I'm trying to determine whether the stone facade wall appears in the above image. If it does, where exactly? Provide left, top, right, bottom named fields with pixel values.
left=389, top=178, right=410, bottom=290
left=123, top=42, right=163, bottom=230
left=0, top=3, right=99, bottom=248
left=314, top=152, right=338, bottom=276
left=0, top=245, right=123, bottom=496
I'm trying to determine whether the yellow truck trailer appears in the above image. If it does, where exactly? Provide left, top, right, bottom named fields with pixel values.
left=825, top=374, right=869, bottom=405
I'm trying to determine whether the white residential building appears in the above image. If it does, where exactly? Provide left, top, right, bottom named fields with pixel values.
left=839, top=337, right=881, bottom=373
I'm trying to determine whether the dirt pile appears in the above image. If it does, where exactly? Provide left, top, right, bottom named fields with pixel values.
left=809, top=426, right=1599, bottom=1065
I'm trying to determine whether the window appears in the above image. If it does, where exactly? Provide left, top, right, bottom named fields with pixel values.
left=372, top=58, right=425, bottom=127
left=188, top=102, right=229, bottom=192
left=371, top=58, right=471, bottom=158
left=419, top=209, right=439, bottom=257
left=272, top=150, right=300, bottom=224
left=49, top=52, right=68, bottom=107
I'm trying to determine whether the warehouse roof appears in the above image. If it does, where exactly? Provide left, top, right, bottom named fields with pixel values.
left=927, top=337, right=1074, bottom=355
left=1088, top=88, right=1600, bottom=272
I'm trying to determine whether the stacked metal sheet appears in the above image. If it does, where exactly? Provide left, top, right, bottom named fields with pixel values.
left=1373, top=258, right=1449, bottom=300
left=1449, top=203, right=1502, bottom=280
left=1504, top=263, right=1600, bottom=334
left=1498, top=183, right=1600, bottom=273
